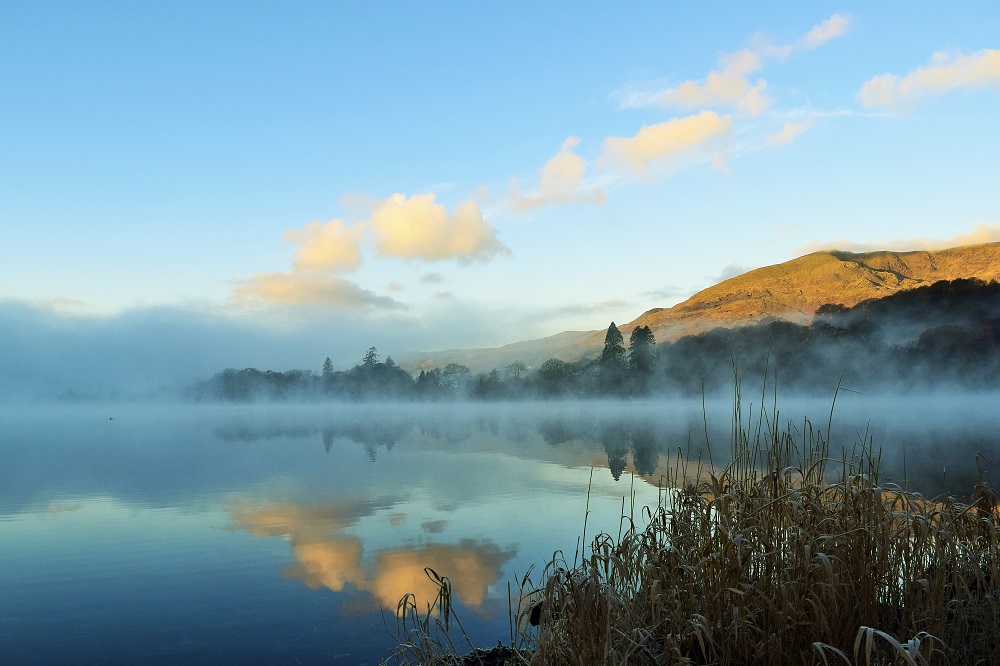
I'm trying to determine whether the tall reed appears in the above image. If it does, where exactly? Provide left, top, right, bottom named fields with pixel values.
left=389, top=389, right=1000, bottom=665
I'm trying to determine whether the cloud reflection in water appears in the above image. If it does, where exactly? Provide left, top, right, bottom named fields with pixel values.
left=231, top=501, right=516, bottom=613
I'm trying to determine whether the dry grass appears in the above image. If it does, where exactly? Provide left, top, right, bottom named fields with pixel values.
left=387, top=386, right=1000, bottom=665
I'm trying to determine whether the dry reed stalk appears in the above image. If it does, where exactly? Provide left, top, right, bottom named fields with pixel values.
left=389, top=392, right=1000, bottom=666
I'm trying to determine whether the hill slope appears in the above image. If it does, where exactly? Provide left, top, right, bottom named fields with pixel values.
left=399, top=243, right=1000, bottom=373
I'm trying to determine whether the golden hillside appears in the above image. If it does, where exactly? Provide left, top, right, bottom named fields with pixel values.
left=624, top=242, right=1000, bottom=344
left=399, top=243, right=1000, bottom=373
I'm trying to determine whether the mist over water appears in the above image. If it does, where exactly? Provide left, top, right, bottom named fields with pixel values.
left=2, top=394, right=997, bottom=662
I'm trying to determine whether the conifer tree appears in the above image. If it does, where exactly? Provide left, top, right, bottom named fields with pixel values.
left=628, top=325, right=657, bottom=374
left=599, top=322, right=627, bottom=391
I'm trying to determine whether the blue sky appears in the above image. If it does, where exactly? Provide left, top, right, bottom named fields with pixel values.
left=2, top=2, right=999, bottom=368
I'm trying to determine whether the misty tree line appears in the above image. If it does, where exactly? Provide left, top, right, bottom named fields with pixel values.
left=192, top=323, right=657, bottom=401
left=191, top=278, right=1000, bottom=401
left=212, top=408, right=685, bottom=481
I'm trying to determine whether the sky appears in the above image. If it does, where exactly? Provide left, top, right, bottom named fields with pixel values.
left=2, top=2, right=999, bottom=384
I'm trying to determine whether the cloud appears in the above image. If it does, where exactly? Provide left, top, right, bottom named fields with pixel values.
left=714, top=263, right=752, bottom=282
left=233, top=192, right=508, bottom=310
left=798, top=13, right=851, bottom=51
left=231, top=498, right=395, bottom=538
left=658, top=49, right=771, bottom=117
left=387, top=281, right=405, bottom=292
left=287, top=536, right=368, bottom=593
left=370, top=193, right=509, bottom=263
left=552, top=299, right=630, bottom=318
left=614, top=14, right=849, bottom=117
left=49, top=296, right=88, bottom=309
left=509, top=136, right=606, bottom=211
left=283, top=219, right=365, bottom=273
left=602, top=111, right=732, bottom=174
left=232, top=271, right=406, bottom=309
left=232, top=500, right=515, bottom=612
left=368, top=542, right=514, bottom=610
left=420, top=272, right=444, bottom=284
left=761, top=13, right=852, bottom=58
left=768, top=120, right=813, bottom=145
left=799, top=221, right=1000, bottom=254
left=421, top=519, right=447, bottom=534
left=858, top=49, right=1000, bottom=113
left=643, top=286, right=688, bottom=300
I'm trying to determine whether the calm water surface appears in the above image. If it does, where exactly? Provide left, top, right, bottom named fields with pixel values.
left=2, top=395, right=998, bottom=664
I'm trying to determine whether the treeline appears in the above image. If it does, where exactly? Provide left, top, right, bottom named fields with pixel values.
left=189, top=324, right=657, bottom=401
left=666, top=277, right=1000, bottom=393
left=190, top=278, right=1000, bottom=401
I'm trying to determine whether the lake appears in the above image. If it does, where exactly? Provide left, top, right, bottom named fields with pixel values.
left=2, top=394, right=998, bottom=664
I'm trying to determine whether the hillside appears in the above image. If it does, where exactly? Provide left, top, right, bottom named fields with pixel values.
left=399, top=242, right=1000, bottom=373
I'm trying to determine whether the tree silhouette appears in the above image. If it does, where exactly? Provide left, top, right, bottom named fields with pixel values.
left=321, top=357, right=336, bottom=394
left=537, top=358, right=576, bottom=395
left=599, top=322, right=627, bottom=393
left=600, top=422, right=630, bottom=481
left=504, top=361, right=528, bottom=381
left=442, top=363, right=472, bottom=395
left=628, top=325, right=657, bottom=394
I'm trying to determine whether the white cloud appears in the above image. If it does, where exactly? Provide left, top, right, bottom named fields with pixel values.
left=370, top=193, right=509, bottom=263
left=49, top=296, right=88, bottom=310
left=602, top=111, right=732, bottom=174
left=714, top=263, right=753, bottom=282
left=643, top=286, right=688, bottom=300
left=768, top=120, right=813, bottom=145
left=799, top=221, right=1000, bottom=254
left=509, top=136, right=606, bottom=212
left=858, top=49, right=1000, bottom=113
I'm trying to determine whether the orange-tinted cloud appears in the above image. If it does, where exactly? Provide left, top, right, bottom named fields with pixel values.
left=768, top=120, right=813, bottom=145
left=859, top=49, right=1000, bottom=113
left=368, top=541, right=515, bottom=610
left=231, top=271, right=405, bottom=309
left=509, top=136, right=605, bottom=212
left=231, top=498, right=398, bottom=537
left=231, top=501, right=516, bottom=613
left=657, top=49, right=770, bottom=117
left=370, top=194, right=509, bottom=263
left=799, top=221, right=1000, bottom=254
left=602, top=111, right=732, bottom=175
left=233, top=192, right=507, bottom=308
left=284, top=219, right=365, bottom=273
left=761, top=13, right=851, bottom=58
left=286, top=535, right=368, bottom=592
left=615, top=14, right=850, bottom=117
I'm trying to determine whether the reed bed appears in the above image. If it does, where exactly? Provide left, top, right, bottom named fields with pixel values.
left=387, top=388, right=1000, bottom=665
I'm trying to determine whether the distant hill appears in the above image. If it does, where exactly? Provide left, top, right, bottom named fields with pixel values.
left=398, top=242, right=1000, bottom=373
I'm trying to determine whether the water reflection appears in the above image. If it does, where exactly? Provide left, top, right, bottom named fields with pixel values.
left=230, top=500, right=516, bottom=612
left=2, top=396, right=1000, bottom=663
left=199, top=398, right=1000, bottom=496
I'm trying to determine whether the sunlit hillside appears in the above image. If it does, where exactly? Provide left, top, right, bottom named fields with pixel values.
left=400, top=242, right=1000, bottom=373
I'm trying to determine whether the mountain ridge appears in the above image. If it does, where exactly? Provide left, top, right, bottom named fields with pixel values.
left=399, top=242, right=1000, bottom=373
